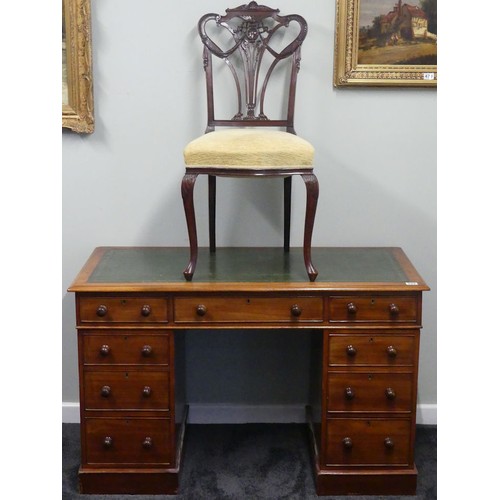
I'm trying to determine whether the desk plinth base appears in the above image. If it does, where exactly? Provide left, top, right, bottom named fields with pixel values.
left=314, top=467, right=418, bottom=496
left=78, top=467, right=179, bottom=495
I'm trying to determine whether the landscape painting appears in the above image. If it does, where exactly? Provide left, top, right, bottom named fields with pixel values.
left=358, top=0, right=437, bottom=65
left=334, top=0, right=437, bottom=87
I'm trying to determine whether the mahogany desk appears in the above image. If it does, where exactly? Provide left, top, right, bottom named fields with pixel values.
left=68, top=247, right=428, bottom=496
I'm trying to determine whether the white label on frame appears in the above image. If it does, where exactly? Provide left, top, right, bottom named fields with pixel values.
left=423, top=72, right=435, bottom=80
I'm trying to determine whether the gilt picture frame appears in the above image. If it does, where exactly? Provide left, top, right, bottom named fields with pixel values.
left=62, top=0, right=94, bottom=133
left=334, top=0, right=437, bottom=87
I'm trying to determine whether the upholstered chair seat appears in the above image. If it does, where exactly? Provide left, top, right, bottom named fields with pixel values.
left=184, top=129, right=314, bottom=170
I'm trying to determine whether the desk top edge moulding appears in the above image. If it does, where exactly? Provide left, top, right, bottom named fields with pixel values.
left=68, top=246, right=429, bottom=293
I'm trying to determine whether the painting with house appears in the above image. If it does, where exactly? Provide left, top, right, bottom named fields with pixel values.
left=358, top=0, right=437, bottom=65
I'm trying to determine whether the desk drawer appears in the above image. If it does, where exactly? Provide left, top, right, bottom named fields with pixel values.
left=174, top=296, right=323, bottom=324
left=84, top=369, right=170, bottom=411
left=326, top=372, right=413, bottom=413
left=79, top=297, right=168, bottom=324
left=329, top=296, right=417, bottom=324
left=85, top=417, right=172, bottom=465
left=328, top=333, right=415, bottom=367
left=82, top=332, right=170, bottom=366
left=325, top=418, right=411, bottom=467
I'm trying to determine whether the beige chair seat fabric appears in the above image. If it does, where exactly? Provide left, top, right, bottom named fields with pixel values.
left=184, top=129, right=314, bottom=169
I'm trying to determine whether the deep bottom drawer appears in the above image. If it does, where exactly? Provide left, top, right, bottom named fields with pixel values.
left=85, top=417, right=173, bottom=466
left=325, top=418, right=411, bottom=467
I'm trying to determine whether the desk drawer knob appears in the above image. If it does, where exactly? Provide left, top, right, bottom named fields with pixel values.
left=141, top=345, right=153, bottom=357
left=386, top=345, right=398, bottom=358
left=141, top=304, right=151, bottom=317
left=344, top=387, right=355, bottom=400
left=389, top=303, right=399, bottom=315
left=142, top=386, right=152, bottom=397
left=196, top=304, right=207, bottom=316
left=291, top=304, right=302, bottom=317
left=142, top=437, right=153, bottom=449
left=100, top=385, right=111, bottom=398
left=385, top=387, right=396, bottom=400
left=346, top=345, right=357, bottom=357
left=103, top=436, right=113, bottom=448
left=347, top=302, right=357, bottom=314
left=99, top=344, right=110, bottom=356
left=342, top=437, right=353, bottom=450
left=96, top=305, right=108, bottom=317
left=384, top=437, right=394, bottom=449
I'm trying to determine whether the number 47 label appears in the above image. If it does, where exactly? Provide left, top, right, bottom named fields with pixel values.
left=423, top=72, right=435, bottom=80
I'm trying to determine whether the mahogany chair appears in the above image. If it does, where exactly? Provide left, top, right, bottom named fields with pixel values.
left=181, top=2, right=319, bottom=281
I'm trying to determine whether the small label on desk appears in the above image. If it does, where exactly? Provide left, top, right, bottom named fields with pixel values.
left=405, top=281, right=419, bottom=285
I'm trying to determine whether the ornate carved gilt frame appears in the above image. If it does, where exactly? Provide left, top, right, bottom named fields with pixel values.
left=334, top=0, right=437, bottom=87
left=62, top=0, right=94, bottom=133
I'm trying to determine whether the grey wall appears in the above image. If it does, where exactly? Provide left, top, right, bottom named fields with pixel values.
left=62, top=0, right=436, bottom=419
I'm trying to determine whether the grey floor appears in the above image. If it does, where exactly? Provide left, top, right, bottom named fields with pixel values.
left=63, top=423, right=436, bottom=500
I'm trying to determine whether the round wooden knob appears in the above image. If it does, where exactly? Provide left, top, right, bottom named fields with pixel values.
left=103, top=436, right=113, bottom=448
left=291, top=304, right=302, bottom=317
left=142, top=386, right=152, bottom=397
left=142, top=437, right=153, bottom=449
left=141, top=304, right=151, bottom=317
left=344, top=387, right=355, bottom=400
left=384, top=437, right=394, bottom=449
left=385, top=387, right=396, bottom=400
left=96, top=305, right=108, bottom=317
left=386, top=345, right=398, bottom=358
left=141, top=345, right=153, bottom=357
left=346, top=345, right=357, bottom=357
left=99, top=344, right=110, bottom=356
left=389, top=303, right=399, bottom=315
left=100, top=385, right=111, bottom=397
left=347, top=302, right=357, bottom=314
left=196, top=304, right=207, bottom=316
left=342, top=437, right=353, bottom=450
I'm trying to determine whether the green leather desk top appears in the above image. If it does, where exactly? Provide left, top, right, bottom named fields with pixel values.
left=69, top=247, right=428, bottom=293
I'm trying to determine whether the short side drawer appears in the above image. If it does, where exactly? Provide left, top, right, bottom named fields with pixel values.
left=325, top=418, right=411, bottom=467
left=83, top=369, right=170, bottom=411
left=329, top=295, right=417, bottom=324
left=174, top=296, right=323, bottom=324
left=84, top=417, right=173, bottom=466
left=326, top=371, right=413, bottom=413
left=82, top=332, right=170, bottom=365
left=79, top=297, right=168, bottom=324
left=328, top=333, right=415, bottom=367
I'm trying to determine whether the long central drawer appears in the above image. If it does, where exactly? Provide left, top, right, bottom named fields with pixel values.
left=174, top=296, right=323, bottom=324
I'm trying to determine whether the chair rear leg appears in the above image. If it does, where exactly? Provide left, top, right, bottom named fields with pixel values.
left=301, top=173, right=319, bottom=281
left=209, top=175, right=216, bottom=253
left=284, top=176, right=291, bottom=252
left=181, top=172, right=199, bottom=281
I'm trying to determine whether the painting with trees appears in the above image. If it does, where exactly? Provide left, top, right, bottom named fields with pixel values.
left=358, top=0, right=437, bottom=65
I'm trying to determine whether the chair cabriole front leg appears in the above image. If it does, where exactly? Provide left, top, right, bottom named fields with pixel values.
left=301, top=172, right=319, bottom=281
left=181, top=172, right=199, bottom=280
